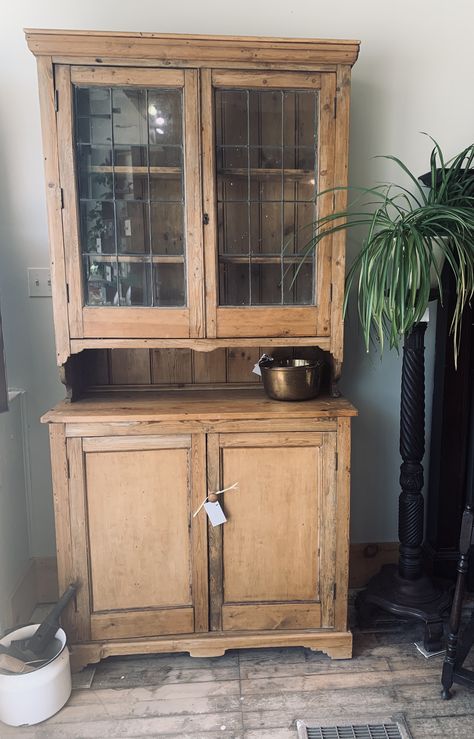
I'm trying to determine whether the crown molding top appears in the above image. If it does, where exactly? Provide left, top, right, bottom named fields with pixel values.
left=25, top=28, right=360, bottom=67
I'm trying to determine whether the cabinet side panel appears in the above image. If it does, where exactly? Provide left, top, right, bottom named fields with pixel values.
left=56, top=65, right=84, bottom=339
left=85, top=447, right=192, bottom=611
left=67, top=437, right=91, bottom=641
left=320, top=431, right=338, bottom=627
left=36, top=58, right=70, bottom=364
left=48, top=425, right=74, bottom=628
left=331, top=65, right=352, bottom=371
left=335, top=417, right=351, bottom=630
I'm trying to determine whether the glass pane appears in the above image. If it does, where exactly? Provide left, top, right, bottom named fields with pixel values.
left=284, top=202, right=315, bottom=254
left=75, top=84, right=186, bottom=307
left=112, top=88, right=148, bottom=146
left=83, top=256, right=118, bottom=305
left=80, top=200, right=115, bottom=254
left=151, top=203, right=184, bottom=255
left=77, top=146, right=113, bottom=200
left=116, top=200, right=150, bottom=254
left=282, top=260, right=313, bottom=304
left=216, top=86, right=318, bottom=306
left=118, top=261, right=151, bottom=306
left=249, top=90, right=282, bottom=147
left=148, top=91, right=182, bottom=145
left=218, top=203, right=249, bottom=255
left=250, top=263, right=281, bottom=304
left=283, top=91, right=317, bottom=148
left=215, top=91, right=248, bottom=146
left=250, top=202, right=282, bottom=255
left=219, top=262, right=250, bottom=306
left=76, top=88, right=112, bottom=145
left=153, top=263, right=185, bottom=306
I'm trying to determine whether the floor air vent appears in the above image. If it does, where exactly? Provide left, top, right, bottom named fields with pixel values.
left=296, top=720, right=411, bottom=739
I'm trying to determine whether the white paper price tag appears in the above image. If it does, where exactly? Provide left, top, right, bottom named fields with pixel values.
left=204, top=501, right=227, bottom=526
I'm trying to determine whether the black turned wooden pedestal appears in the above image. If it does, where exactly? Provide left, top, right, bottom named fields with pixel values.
left=359, top=322, right=452, bottom=651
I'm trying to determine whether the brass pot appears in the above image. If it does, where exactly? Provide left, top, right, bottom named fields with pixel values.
left=261, top=358, right=323, bottom=401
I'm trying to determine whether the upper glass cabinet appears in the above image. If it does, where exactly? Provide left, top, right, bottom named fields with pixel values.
left=216, top=87, right=317, bottom=308
left=57, top=67, right=203, bottom=339
left=76, top=85, right=186, bottom=309
left=56, top=65, right=336, bottom=343
left=203, top=71, right=336, bottom=339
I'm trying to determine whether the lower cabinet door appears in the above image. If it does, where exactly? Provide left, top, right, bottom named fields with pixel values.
left=207, top=431, right=337, bottom=631
left=67, top=433, right=208, bottom=641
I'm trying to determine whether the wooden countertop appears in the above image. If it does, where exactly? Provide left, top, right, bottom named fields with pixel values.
left=41, top=388, right=357, bottom=424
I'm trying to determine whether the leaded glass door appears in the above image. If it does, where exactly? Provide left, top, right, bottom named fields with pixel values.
left=202, top=70, right=336, bottom=339
left=56, top=66, right=204, bottom=339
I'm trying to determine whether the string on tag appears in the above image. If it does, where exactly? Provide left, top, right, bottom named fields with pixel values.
left=193, top=482, right=239, bottom=518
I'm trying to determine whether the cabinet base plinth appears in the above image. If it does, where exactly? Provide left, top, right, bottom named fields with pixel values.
left=69, top=630, right=352, bottom=672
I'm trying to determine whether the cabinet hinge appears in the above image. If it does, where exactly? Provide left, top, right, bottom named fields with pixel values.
left=333, top=583, right=337, bottom=600
left=54, top=89, right=59, bottom=112
left=335, top=451, right=338, bottom=471
left=330, top=283, right=333, bottom=302
left=60, top=188, right=64, bottom=210
left=334, top=95, right=338, bottom=118
left=66, top=457, right=70, bottom=479
left=203, top=213, right=210, bottom=225
left=66, top=283, right=70, bottom=303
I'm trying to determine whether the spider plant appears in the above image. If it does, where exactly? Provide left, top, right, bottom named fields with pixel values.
left=292, top=137, right=474, bottom=363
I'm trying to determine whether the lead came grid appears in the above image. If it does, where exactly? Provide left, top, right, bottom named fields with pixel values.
left=216, top=88, right=318, bottom=307
left=75, top=85, right=187, bottom=308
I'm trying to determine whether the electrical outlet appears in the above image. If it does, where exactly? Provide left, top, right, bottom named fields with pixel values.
left=28, top=267, right=52, bottom=297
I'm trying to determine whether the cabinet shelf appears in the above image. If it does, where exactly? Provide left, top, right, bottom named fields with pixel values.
left=218, top=168, right=315, bottom=180
left=84, top=253, right=184, bottom=263
left=219, top=254, right=310, bottom=264
left=88, top=165, right=182, bottom=175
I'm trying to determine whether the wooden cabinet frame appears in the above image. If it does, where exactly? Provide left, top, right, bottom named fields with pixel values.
left=31, top=31, right=359, bottom=670
left=43, top=391, right=356, bottom=669
left=28, top=31, right=359, bottom=375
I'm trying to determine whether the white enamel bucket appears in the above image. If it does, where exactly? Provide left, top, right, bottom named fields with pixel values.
left=0, top=624, right=71, bottom=726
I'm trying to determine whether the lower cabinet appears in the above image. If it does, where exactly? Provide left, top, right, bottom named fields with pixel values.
left=47, top=401, right=354, bottom=669
left=208, top=432, right=337, bottom=632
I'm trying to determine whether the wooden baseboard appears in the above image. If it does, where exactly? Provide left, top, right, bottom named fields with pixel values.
left=349, top=542, right=398, bottom=588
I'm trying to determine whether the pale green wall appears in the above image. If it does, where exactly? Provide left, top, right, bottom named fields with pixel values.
left=0, top=0, right=472, bottom=559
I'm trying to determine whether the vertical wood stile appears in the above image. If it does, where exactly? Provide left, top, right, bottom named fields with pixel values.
left=66, top=437, right=91, bottom=641
left=320, top=431, right=338, bottom=627
left=191, top=434, right=209, bottom=631
left=334, top=417, right=352, bottom=631
left=184, top=69, right=206, bottom=338
left=200, top=69, right=218, bottom=337
left=315, top=73, right=337, bottom=336
left=48, top=425, right=75, bottom=632
left=56, top=65, right=84, bottom=339
left=207, top=433, right=223, bottom=630
left=331, top=65, right=352, bottom=376
left=36, top=57, right=70, bottom=364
